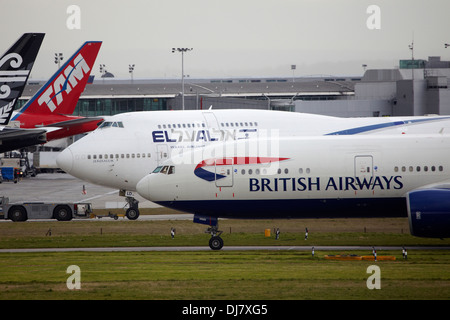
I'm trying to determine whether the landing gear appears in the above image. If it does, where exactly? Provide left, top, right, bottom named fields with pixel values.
left=209, top=235, right=224, bottom=250
left=193, top=214, right=224, bottom=250
left=124, top=193, right=140, bottom=220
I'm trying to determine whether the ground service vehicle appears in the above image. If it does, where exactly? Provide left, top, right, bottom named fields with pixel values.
left=1, top=197, right=93, bottom=222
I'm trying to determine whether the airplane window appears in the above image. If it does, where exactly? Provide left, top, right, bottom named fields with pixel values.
left=105, top=154, right=108, bottom=159
left=439, top=166, right=443, bottom=171
left=100, top=122, right=112, bottom=129
left=152, top=166, right=162, bottom=173
left=121, top=154, right=124, bottom=159
left=88, top=155, right=91, bottom=160
left=284, top=168, right=289, bottom=174
left=255, top=169, right=260, bottom=175
left=230, top=123, right=234, bottom=127
left=168, top=124, right=171, bottom=128
left=126, top=154, right=130, bottom=158
left=202, top=123, right=205, bottom=127
left=431, top=166, right=436, bottom=172
left=221, top=123, right=224, bottom=127
left=112, top=122, right=118, bottom=128
left=99, top=155, right=103, bottom=159
left=306, top=168, right=310, bottom=174
left=226, top=123, right=229, bottom=127
left=255, top=122, right=258, bottom=126
left=168, top=166, right=175, bottom=175
left=416, top=166, right=421, bottom=172
left=158, top=125, right=161, bottom=129
left=118, top=122, right=124, bottom=128
left=132, top=154, right=135, bottom=158
left=402, top=166, right=406, bottom=172
left=299, top=168, right=303, bottom=174
left=409, top=166, right=413, bottom=172
left=148, top=153, right=151, bottom=158
left=163, top=125, right=166, bottom=129
left=424, top=166, right=428, bottom=172
left=277, top=168, right=281, bottom=174
left=245, top=122, right=248, bottom=126
left=115, top=154, right=119, bottom=158
left=248, top=169, right=253, bottom=175
left=161, top=166, right=169, bottom=174
left=241, top=169, right=245, bottom=175
left=137, top=154, right=141, bottom=158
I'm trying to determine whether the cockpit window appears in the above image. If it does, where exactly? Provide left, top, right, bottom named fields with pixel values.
left=151, top=165, right=175, bottom=175
left=152, top=166, right=162, bottom=173
left=160, top=166, right=169, bottom=174
left=99, top=121, right=124, bottom=129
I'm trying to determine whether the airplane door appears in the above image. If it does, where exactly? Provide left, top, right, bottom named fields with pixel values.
left=156, top=144, right=169, bottom=165
left=215, top=158, right=233, bottom=187
left=202, top=112, right=220, bottom=130
left=354, top=155, right=373, bottom=179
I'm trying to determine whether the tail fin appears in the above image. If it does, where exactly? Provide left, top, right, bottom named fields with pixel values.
left=13, top=41, right=102, bottom=121
left=0, top=33, right=45, bottom=125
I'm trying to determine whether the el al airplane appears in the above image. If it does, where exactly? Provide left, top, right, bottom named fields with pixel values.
left=136, top=134, right=450, bottom=249
left=9, top=40, right=103, bottom=143
left=57, top=108, right=450, bottom=219
left=0, top=33, right=47, bottom=152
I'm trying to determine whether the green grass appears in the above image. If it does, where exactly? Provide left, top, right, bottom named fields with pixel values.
left=0, top=218, right=449, bottom=300
left=0, top=250, right=449, bottom=300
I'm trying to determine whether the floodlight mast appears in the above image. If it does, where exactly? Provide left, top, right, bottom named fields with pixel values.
left=172, top=48, right=193, bottom=110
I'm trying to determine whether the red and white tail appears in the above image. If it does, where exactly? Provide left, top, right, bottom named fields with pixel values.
left=13, top=41, right=101, bottom=121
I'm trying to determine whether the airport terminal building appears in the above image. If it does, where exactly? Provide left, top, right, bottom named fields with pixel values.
left=19, top=56, right=450, bottom=118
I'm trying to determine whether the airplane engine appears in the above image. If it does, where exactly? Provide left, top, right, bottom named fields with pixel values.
left=407, top=189, right=450, bottom=238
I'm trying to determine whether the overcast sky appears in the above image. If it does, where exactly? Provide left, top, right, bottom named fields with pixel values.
left=2, top=0, right=450, bottom=79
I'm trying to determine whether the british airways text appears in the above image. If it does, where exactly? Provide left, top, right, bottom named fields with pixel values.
left=250, top=176, right=403, bottom=192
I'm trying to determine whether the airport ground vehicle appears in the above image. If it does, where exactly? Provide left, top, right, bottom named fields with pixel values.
left=0, top=196, right=93, bottom=222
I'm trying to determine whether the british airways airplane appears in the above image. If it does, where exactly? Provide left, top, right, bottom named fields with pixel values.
left=136, top=134, right=450, bottom=249
left=57, top=108, right=450, bottom=220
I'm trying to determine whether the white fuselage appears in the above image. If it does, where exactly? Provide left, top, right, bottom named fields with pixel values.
left=136, top=134, right=450, bottom=219
left=57, top=109, right=450, bottom=192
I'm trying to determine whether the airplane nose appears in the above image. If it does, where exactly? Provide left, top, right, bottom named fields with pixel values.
left=136, top=175, right=151, bottom=200
left=56, top=148, right=73, bottom=173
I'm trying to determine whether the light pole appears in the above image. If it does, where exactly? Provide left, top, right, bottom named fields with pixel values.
left=129, top=64, right=135, bottom=82
left=54, top=53, right=63, bottom=68
left=172, top=48, right=193, bottom=110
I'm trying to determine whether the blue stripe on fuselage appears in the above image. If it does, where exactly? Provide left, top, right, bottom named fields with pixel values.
left=325, top=117, right=450, bottom=135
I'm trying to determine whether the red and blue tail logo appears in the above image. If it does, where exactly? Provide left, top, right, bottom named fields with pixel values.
left=194, top=157, right=289, bottom=181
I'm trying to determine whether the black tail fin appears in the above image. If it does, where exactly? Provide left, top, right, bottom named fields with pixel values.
left=0, top=33, right=45, bottom=125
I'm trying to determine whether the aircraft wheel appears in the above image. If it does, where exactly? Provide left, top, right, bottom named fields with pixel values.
left=126, top=208, right=140, bottom=220
left=209, top=236, right=224, bottom=250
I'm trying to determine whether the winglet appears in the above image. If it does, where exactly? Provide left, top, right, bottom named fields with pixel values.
left=0, top=33, right=45, bottom=125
